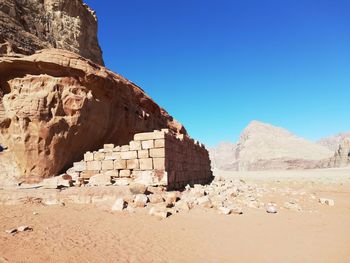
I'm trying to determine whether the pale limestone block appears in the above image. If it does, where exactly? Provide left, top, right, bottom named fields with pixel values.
left=73, top=162, right=86, bottom=172
left=94, top=152, right=105, bottom=161
left=129, top=140, right=141, bottom=151
left=127, top=159, right=140, bottom=169
left=102, top=160, right=114, bottom=170
left=149, top=148, right=165, bottom=158
left=142, top=140, right=154, bottom=149
left=154, top=139, right=165, bottom=148
left=87, top=161, right=102, bottom=171
left=114, top=160, right=127, bottom=169
left=153, top=157, right=165, bottom=170
left=84, top=152, right=94, bottom=161
left=138, top=149, right=149, bottom=159
left=121, top=151, right=138, bottom=160
left=139, top=158, right=153, bottom=170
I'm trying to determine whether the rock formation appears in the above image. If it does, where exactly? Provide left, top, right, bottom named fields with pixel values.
left=209, top=121, right=334, bottom=171
left=317, top=133, right=350, bottom=152
left=327, top=139, right=350, bottom=167
left=0, top=0, right=103, bottom=65
left=0, top=49, right=187, bottom=183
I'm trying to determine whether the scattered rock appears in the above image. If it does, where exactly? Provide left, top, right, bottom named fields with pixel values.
left=197, top=196, right=212, bottom=208
left=17, top=226, right=31, bottom=232
left=114, top=178, right=132, bottom=186
left=5, top=228, right=17, bottom=234
left=319, top=198, right=335, bottom=206
left=266, top=203, right=278, bottom=214
left=149, top=206, right=168, bottom=219
left=129, top=183, right=147, bottom=195
left=111, top=198, right=126, bottom=211
left=284, top=201, right=302, bottom=212
left=148, top=194, right=164, bottom=204
left=218, top=207, right=232, bottom=215
left=134, top=194, right=148, bottom=207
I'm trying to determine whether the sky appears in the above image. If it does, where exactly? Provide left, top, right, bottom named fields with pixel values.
left=84, top=0, right=350, bottom=147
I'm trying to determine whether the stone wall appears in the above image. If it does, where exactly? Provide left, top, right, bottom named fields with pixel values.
left=69, top=129, right=212, bottom=190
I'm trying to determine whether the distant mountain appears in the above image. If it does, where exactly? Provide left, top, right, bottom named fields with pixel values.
left=209, top=121, right=334, bottom=171
left=317, top=133, right=350, bottom=152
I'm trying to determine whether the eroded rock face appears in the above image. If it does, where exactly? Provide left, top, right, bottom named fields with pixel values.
left=209, top=121, right=333, bottom=171
left=0, top=0, right=103, bottom=65
left=328, top=139, right=350, bottom=167
left=0, top=49, right=186, bottom=183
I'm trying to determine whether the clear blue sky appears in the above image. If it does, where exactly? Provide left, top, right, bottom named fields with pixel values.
left=85, top=0, right=350, bottom=147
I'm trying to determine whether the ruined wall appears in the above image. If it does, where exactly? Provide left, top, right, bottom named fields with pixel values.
left=70, top=129, right=213, bottom=190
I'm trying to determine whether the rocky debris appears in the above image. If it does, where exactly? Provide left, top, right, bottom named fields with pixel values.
left=5, top=225, right=32, bottom=234
left=218, top=207, right=232, bottom=215
left=129, top=183, right=147, bottom=195
left=0, top=0, right=104, bottom=65
left=42, top=175, right=72, bottom=189
left=148, top=194, right=164, bottom=204
left=284, top=201, right=302, bottom=212
left=111, top=198, right=126, bottom=211
left=209, top=120, right=333, bottom=171
left=149, top=206, right=168, bottom=219
left=0, top=49, right=187, bottom=183
left=266, top=203, right=278, bottom=214
left=319, top=198, right=335, bottom=206
left=134, top=194, right=148, bottom=208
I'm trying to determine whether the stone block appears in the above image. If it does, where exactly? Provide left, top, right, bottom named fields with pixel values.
left=134, top=131, right=166, bottom=141
left=88, top=173, right=112, bottom=186
left=105, top=170, right=119, bottom=178
left=114, top=160, right=127, bottom=169
left=73, top=162, right=86, bottom=172
left=104, top=144, right=114, bottom=150
left=149, top=148, right=165, bottom=158
left=121, top=145, right=130, bottom=152
left=80, top=170, right=99, bottom=179
left=129, top=140, right=141, bottom=151
left=121, top=151, right=138, bottom=160
left=142, top=140, right=154, bottom=149
left=139, top=158, right=153, bottom=170
left=127, top=159, right=139, bottom=169
left=138, top=149, right=149, bottom=159
left=84, top=152, right=94, bottom=162
left=94, top=152, right=105, bottom=161
left=102, top=160, right=114, bottom=170
left=153, top=158, right=165, bottom=170
left=87, top=161, right=102, bottom=171
left=105, top=152, right=121, bottom=160
left=113, top=146, right=121, bottom=152
left=120, top=169, right=131, bottom=178
left=154, top=139, right=165, bottom=148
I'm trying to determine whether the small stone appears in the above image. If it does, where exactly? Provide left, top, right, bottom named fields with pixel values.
left=5, top=228, right=17, bottom=234
left=218, top=207, right=232, bottom=215
left=111, top=198, right=126, bottom=211
left=33, top=212, right=38, bottom=215
left=165, top=192, right=178, bottom=205
left=175, top=200, right=190, bottom=211
left=134, top=194, right=148, bottom=207
left=149, top=206, right=168, bottom=219
left=148, top=194, right=164, bottom=204
left=319, top=198, right=335, bottom=206
left=197, top=196, right=212, bottom=208
left=113, top=178, right=132, bottom=186
left=128, top=183, right=147, bottom=195
left=17, top=226, right=31, bottom=232
left=266, top=203, right=278, bottom=214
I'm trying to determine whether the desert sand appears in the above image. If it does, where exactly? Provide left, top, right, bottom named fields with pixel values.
left=1, top=168, right=350, bottom=263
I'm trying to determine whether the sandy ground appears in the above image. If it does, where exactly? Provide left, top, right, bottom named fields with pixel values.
left=1, top=168, right=350, bottom=263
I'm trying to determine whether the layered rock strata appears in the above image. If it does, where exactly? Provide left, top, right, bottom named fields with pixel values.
left=0, top=0, right=103, bottom=65
left=0, top=49, right=186, bottom=183
left=69, top=129, right=213, bottom=190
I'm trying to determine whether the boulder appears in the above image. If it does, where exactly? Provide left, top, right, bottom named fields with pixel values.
left=134, top=194, right=148, bottom=208
left=149, top=206, right=168, bottom=219
left=128, top=183, right=147, bottom=195
left=0, top=49, right=186, bottom=183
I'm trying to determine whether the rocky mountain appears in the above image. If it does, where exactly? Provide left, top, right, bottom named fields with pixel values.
left=328, top=139, right=350, bottom=168
left=0, top=0, right=103, bottom=65
left=210, top=121, right=334, bottom=171
left=317, top=133, right=350, bottom=152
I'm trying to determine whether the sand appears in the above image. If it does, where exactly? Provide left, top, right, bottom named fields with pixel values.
left=1, top=168, right=350, bottom=263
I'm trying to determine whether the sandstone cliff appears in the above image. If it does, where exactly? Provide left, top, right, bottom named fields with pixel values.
left=327, top=139, right=350, bottom=168
left=317, top=133, right=350, bottom=152
left=0, top=49, right=186, bottom=183
left=0, top=0, right=103, bottom=65
left=210, top=121, right=334, bottom=171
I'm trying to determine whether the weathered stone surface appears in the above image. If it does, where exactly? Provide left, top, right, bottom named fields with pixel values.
left=111, top=198, right=126, bottom=211
left=266, top=203, right=278, bottom=213
left=319, top=198, right=335, bottom=206
left=0, top=49, right=186, bottom=183
left=134, top=194, right=148, bottom=207
left=128, top=183, right=147, bottom=195
left=149, top=206, right=168, bottom=219
left=139, top=158, right=153, bottom=170
left=0, top=0, right=104, bottom=65
left=148, top=194, right=164, bottom=204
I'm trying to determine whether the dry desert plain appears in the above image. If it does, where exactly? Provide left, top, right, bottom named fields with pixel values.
left=1, top=168, right=350, bottom=263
